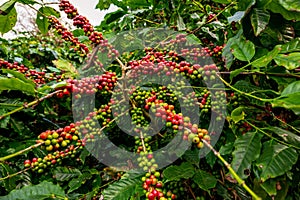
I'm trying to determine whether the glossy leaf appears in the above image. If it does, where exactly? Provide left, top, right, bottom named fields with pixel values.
left=102, top=170, right=143, bottom=200
left=231, top=37, right=255, bottom=62
left=256, top=142, right=298, bottom=182
left=0, top=7, right=17, bottom=34
left=163, top=162, right=195, bottom=181
left=251, top=8, right=270, bottom=36
left=68, top=173, right=93, bottom=193
left=96, top=0, right=112, bottom=10
left=177, top=14, right=186, bottom=31
left=228, top=11, right=245, bottom=23
left=272, top=93, right=300, bottom=115
left=2, top=69, right=35, bottom=86
left=36, top=6, right=60, bottom=34
left=193, top=169, right=217, bottom=191
left=183, top=149, right=200, bottom=167
left=251, top=45, right=281, bottom=68
left=238, top=0, right=255, bottom=11
left=17, top=0, right=36, bottom=4
left=268, top=0, right=300, bottom=21
left=261, top=178, right=277, bottom=196
left=0, top=181, right=65, bottom=200
left=52, top=59, right=78, bottom=78
left=274, top=53, right=300, bottom=70
left=222, top=30, right=243, bottom=69
left=53, top=167, right=82, bottom=181
left=0, top=163, right=17, bottom=192
left=0, top=77, right=35, bottom=95
left=272, top=81, right=300, bottom=115
left=231, top=106, right=246, bottom=123
left=231, top=132, right=263, bottom=179
left=278, top=0, right=300, bottom=12
left=280, top=80, right=300, bottom=96
left=212, top=0, right=231, bottom=4
left=264, top=127, right=300, bottom=148
left=0, top=0, right=16, bottom=14
left=279, top=38, right=300, bottom=53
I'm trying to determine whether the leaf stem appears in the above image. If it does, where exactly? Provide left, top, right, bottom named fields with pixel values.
left=217, top=75, right=271, bottom=102
left=0, top=142, right=44, bottom=162
left=0, top=167, right=30, bottom=181
left=245, top=120, right=300, bottom=149
left=201, top=140, right=262, bottom=200
left=0, top=90, right=62, bottom=120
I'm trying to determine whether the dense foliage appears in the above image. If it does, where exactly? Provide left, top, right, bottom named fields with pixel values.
left=0, top=0, right=300, bottom=200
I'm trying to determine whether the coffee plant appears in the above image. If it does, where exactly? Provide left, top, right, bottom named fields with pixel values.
left=0, top=0, right=300, bottom=200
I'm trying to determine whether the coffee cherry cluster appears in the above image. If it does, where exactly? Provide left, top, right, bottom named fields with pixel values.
left=148, top=101, right=211, bottom=148
left=37, top=123, right=81, bottom=152
left=142, top=171, right=166, bottom=200
left=59, top=0, right=78, bottom=19
left=59, top=0, right=119, bottom=58
left=163, top=181, right=186, bottom=199
left=198, top=64, right=218, bottom=82
left=55, top=71, right=117, bottom=98
left=211, top=90, right=227, bottom=120
left=97, top=103, right=113, bottom=127
left=48, top=16, right=89, bottom=54
left=0, top=58, right=63, bottom=85
left=198, top=89, right=211, bottom=112
left=207, top=13, right=216, bottom=22
left=24, top=144, right=79, bottom=173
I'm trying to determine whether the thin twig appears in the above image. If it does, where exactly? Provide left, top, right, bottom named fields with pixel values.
left=0, top=90, right=62, bottom=120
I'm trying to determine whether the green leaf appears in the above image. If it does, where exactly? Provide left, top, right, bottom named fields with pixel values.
left=183, top=149, right=200, bottom=167
left=219, top=143, right=234, bottom=155
left=272, top=93, right=300, bottom=115
left=212, top=0, right=231, bottom=4
left=231, top=106, right=246, bottom=123
left=79, top=148, right=90, bottom=164
left=222, top=30, right=243, bottom=69
left=96, top=0, right=112, bottom=10
left=36, top=6, right=60, bottom=34
left=206, top=150, right=217, bottom=168
left=268, top=0, right=300, bottom=21
left=271, top=81, right=300, bottom=115
left=0, top=0, right=16, bottom=14
left=0, top=163, right=17, bottom=192
left=163, top=162, right=195, bottom=181
left=68, top=173, right=93, bottom=193
left=238, top=0, right=256, bottom=11
left=280, top=80, right=300, bottom=96
left=278, top=0, right=300, bottom=12
left=260, top=178, right=277, bottom=196
left=231, top=132, right=263, bottom=179
left=2, top=69, right=35, bottom=86
left=251, top=45, right=281, bottom=68
left=0, top=181, right=65, bottom=200
left=264, top=127, right=300, bottom=148
left=102, top=170, right=143, bottom=200
left=274, top=53, right=300, bottom=70
left=279, top=38, right=300, bottom=53
left=0, top=109, right=10, bottom=128
left=193, top=169, right=217, bottom=191
left=0, top=7, right=17, bottom=34
left=250, top=8, right=270, bottom=36
left=256, top=142, right=298, bottom=182
left=177, top=14, right=186, bottom=31
left=231, top=37, right=256, bottom=62
left=53, top=167, right=82, bottom=181
left=52, top=59, right=78, bottom=78
left=228, top=11, right=245, bottom=23
left=0, top=77, right=35, bottom=95
left=17, top=0, right=36, bottom=4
